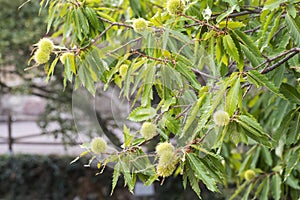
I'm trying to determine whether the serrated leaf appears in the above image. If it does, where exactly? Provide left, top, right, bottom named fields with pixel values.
left=226, top=76, right=240, bottom=116
left=84, top=7, right=100, bottom=30
left=181, top=91, right=207, bottom=137
left=240, top=44, right=261, bottom=68
left=284, top=149, right=300, bottom=181
left=286, top=175, right=300, bottom=189
left=77, top=7, right=89, bottom=35
left=78, top=65, right=95, bottom=94
left=141, top=64, right=156, bottom=107
left=271, top=174, right=282, bottom=200
left=187, top=153, right=218, bottom=192
left=260, top=177, right=270, bottom=200
left=247, top=70, right=280, bottom=96
left=229, top=181, right=248, bottom=200
left=254, top=177, right=267, bottom=199
left=285, top=14, right=300, bottom=46
left=46, top=2, right=57, bottom=33
left=123, top=125, right=133, bottom=148
left=120, top=160, right=135, bottom=193
left=46, top=57, right=59, bottom=82
left=273, top=109, right=298, bottom=144
left=196, top=78, right=231, bottom=132
left=261, top=146, right=273, bottom=166
left=263, top=0, right=286, bottom=11
left=186, top=163, right=201, bottom=198
left=175, top=61, right=202, bottom=91
left=280, top=83, right=300, bottom=104
left=218, top=21, right=245, bottom=29
left=72, top=10, right=83, bottom=41
left=236, top=115, right=272, bottom=147
left=127, top=107, right=156, bottom=122
left=223, top=34, right=240, bottom=65
left=287, top=4, right=297, bottom=18
left=241, top=183, right=253, bottom=200
left=216, top=5, right=237, bottom=23
left=111, top=162, right=121, bottom=195
left=232, top=30, right=261, bottom=58
left=267, top=13, right=281, bottom=44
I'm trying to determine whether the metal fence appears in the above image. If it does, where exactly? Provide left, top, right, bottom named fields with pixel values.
left=0, top=113, right=81, bottom=154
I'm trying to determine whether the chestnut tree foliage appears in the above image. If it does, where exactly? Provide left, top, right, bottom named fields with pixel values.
left=29, top=0, right=300, bottom=199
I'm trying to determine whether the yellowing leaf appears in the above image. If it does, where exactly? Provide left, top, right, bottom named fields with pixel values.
left=223, top=34, right=240, bottom=65
left=218, top=21, right=245, bottom=29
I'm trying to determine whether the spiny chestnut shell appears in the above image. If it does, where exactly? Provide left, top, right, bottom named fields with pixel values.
left=133, top=18, right=147, bottom=33
left=91, top=137, right=107, bottom=154
left=166, top=0, right=184, bottom=15
left=155, top=142, right=175, bottom=156
left=213, top=110, right=230, bottom=126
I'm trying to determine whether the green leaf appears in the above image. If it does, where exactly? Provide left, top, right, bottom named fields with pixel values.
left=232, top=30, right=261, bottom=57
left=46, top=57, right=59, bottom=82
left=241, top=183, right=253, bottom=200
left=254, top=177, right=267, bottom=199
left=165, top=114, right=180, bottom=135
left=273, top=109, right=298, bottom=144
left=236, top=115, right=272, bottom=147
left=260, top=177, right=270, bottom=200
left=123, top=125, right=133, bottom=148
left=141, top=64, right=156, bottom=107
left=127, top=107, right=156, bottom=122
left=84, top=7, right=100, bottom=30
left=271, top=174, right=282, bottom=200
left=196, top=78, right=231, bottom=132
left=46, top=2, right=57, bottom=33
left=287, top=4, right=297, bottom=18
left=247, top=70, right=280, bottom=96
left=284, top=149, right=300, bottom=181
left=186, top=153, right=218, bottom=192
left=72, top=9, right=83, bottom=41
left=216, top=5, right=237, bottom=23
left=263, top=0, right=287, bottom=11
left=267, top=13, right=281, bottom=44
left=285, top=14, right=300, bottom=46
left=120, top=159, right=135, bottom=193
left=77, top=7, right=89, bottom=35
left=261, top=146, right=273, bottom=166
left=78, top=65, right=95, bottom=94
left=240, top=44, right=261, bottom=68
left=222, top=34, right=240, bottom=65
left=229, top=181, right=248, bottom=200
left=186, top=163, right=201, bottom=198
left=175, top=61, right=202, bottom=91
left=226, top=76, right=240, bottom=116
left=286, top=175, right=300, bottom=190
left=218, top=21, right=245, bottom=29
left=181, top=90, right=207, bottom=138
left=111, top=162, right=121, bottom=195
left=280, top=83, right=300, bottom=104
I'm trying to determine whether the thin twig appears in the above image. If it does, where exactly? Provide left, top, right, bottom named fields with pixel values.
left=98, top=17, right=133, bottom=28
left=255, top=48, right=300, bottom=70
left=175, top=104, right=193, bottom=120
left=261, top=51, right=299, bottom=74
left=191, top=68, right=218, bottom=80
left=106, top=37, right=142, bottom=55
left=244, top=25, right=261, bottom=34
left=90, top=23, right=114, bottom=47
left=131, top=50, right=171, bottom=63
left=179, top=13, right=223, bottom=33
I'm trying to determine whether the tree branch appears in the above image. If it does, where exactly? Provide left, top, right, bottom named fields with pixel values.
left=255, top=47, right=300, bottom=70
left=261, top=51, right=299, bottom=74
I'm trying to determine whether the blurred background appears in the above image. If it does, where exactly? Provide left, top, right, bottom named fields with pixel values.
left=0, top=1, right=225, bottom=199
